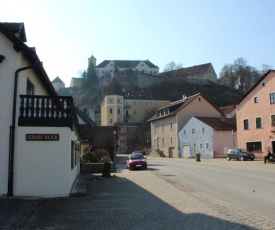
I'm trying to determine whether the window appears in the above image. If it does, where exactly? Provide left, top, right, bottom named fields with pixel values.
left=154, top=126, right=157, bottom=133
left=109, top=108, right=112, bottom=114
left=170, top=122, right=173, bottom=130
left=139, top=110, right=142, bottom=114
left=26, top=80, right=34, bottom=95
left=200, top=143, right=203, bottom=150
left=139, top=101, right=142, bottom=106
left=145, top=101, right=148, bottom=106
left=133, top=101, right=136, bottom=106
left=198, top=97, right=201, bottom=101
left=71, top=141, right=75, bottom=169
left=256, top=117, right=262, bottom=128
left=270, top=93, right=275, bottom=104
left=183, top=130, right=186, bottom=135
left=243, top=119, right=249, bottom=130
left=162, top=124, right=164, bottom=131
left=205, top=143, right=209, bottom=150
left=110, top=118, right=112, bottom=124
left=170, top=137, right=173, bottom=144
left=156, top=102, right=159, bottom=107
left=134, top=110, right=137, bottom=114
left=162, top=138, right=165, bottom=145
left=118, top=109, right=121, bottom=114
left=192, top=128, right=195, bottom=134
left=254, top=97, right=258, bottom=103
left=262, top=82, right=266, bottom=87
left=202, top=127, right=205, bottom=133
left=271, top=115, right=275, bottom=126
left=246, top=141, right=262, bottom=152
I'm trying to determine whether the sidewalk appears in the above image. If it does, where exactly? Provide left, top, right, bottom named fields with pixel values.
left=1, top=156, right=275, bottom=230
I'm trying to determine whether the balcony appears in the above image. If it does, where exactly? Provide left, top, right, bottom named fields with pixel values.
left=18, top=95, right=79, bottom=132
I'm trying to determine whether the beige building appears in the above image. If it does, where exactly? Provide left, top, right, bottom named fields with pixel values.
left=101, top=74, right=170, bottom=126
left=148, top=94, right=223, bottom=157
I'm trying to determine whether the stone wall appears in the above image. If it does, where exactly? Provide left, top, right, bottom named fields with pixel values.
left=80, top=163, right=115, bottom=173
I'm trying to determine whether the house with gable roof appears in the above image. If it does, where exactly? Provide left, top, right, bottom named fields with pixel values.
left=0, top=22, right=81, bottom=197
left=160, top=63, right=217, bottom=83
left=236, top=70, right=275, bottom=159
left=52, top=76, right=65, bottom=92
left=178, top=117, right=236, bottom=158
left=148, top=94, right=224, bottom=157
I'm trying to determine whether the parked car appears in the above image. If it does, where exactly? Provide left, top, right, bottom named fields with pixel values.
left=226, top=149, right=255, bottom=161
left=126, top=153, right=147, bottom=170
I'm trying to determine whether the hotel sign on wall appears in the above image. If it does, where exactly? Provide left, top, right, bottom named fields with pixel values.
left=26, top=134, right=59, bottom=141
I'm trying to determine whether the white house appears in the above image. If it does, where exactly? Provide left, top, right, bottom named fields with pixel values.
left=95, top=60, right=159, bottom=78
left=0, top=22, right=81, bottom=197
left=178, top=117, right=236, bottom=158
left=52, top=76, right=65, bottom=92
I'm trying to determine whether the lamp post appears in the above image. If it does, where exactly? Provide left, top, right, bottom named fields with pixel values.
left=232, top=130, right=235, bottom=148
left=113, top=127, right=117, bottom=172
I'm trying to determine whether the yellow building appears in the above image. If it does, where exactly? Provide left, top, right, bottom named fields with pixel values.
left=101, top=75, right=170, bottom=126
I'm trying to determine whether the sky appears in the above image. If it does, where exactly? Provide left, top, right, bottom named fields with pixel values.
left=1, top=0, right=274, bottom=87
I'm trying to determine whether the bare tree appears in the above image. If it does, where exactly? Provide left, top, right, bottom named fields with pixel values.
left=163, top=61, right=183, bottom=72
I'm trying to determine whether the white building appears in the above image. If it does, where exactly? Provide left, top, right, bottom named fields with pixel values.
left=0, top=22, right=80, bottom=197
left=95, top=60, right=159, bottom=78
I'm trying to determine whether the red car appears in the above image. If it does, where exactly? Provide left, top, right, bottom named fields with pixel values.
left=126, top=153, right=147, bottom=171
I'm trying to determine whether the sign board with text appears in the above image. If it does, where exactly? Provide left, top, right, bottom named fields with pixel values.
left=26, top=134, right=59, bottom=141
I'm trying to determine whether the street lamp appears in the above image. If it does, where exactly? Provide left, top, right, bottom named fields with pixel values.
left=232, top=130, right=235, bottom=148
left=113, top=127, right=117, bottom=172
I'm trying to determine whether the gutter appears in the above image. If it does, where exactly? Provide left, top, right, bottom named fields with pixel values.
left=7, top=64, right=37, bottom=196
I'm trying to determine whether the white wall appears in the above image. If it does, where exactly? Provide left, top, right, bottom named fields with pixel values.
left=14, top=127, right=79, bottom=197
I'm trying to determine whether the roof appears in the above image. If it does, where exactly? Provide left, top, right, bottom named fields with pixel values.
left=1, top=22, right=27, bottom=42
left=219, top=105, right=236, bottom=114
left=79, top=124, right=92, bottom=140
left=160, top=63, right=214, bottom=78
left=237, top=69, right=275, bottom=104
left=52, top=76, right=64, bottom=83
left=194, top=116, right=236, bottom=130
left=90, top=126, right=116, bottom=147
left=0, top=22, right=57, bottom=96
left=148, top=93, right=223, bottom=122
left=96, top=60, right=158, bottom=69
left=76, top=108, right=95, bottom=125
left=105, top=76, right=124, bottom=96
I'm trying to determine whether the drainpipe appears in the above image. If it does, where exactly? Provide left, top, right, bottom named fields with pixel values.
left=8, top=64, right=37, bottom=196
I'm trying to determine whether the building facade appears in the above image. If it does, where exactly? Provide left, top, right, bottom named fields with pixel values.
left=148, top=94, right=223, bottom=157
left=236, top=70, right=275, bottom=159
left=96, top=60, right=159, bottom=78
left=101, top=75, right=170, bottom=126
left=0, top=22, right=80, bottom=197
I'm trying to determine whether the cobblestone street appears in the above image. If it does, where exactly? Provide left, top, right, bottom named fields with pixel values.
left=1, top=157, right=275, bottom=230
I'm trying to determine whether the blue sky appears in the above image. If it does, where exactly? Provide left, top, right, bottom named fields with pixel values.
left=1, top=0, right=274, bottom=87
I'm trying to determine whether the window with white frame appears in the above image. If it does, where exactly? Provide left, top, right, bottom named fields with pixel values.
left=170, top=122, right=173, bottom=130
left=200, top=143, right=203, bottom=150
left=162, top=138, right=165, bottom=145
left=254, top=97, right=258, bottom=103
left=271, top=114, right=275, bottom=126
left=202, top=127, right=205, bottom=133
left=256, top=117, right=262, bottom=128
left=109, top=108, right=113, bottom=114
left=205, top=142, right=209, bottom=150
left=192, top=128, right=195, bottom=134
left=243, top=119, right=249, bottom=130
left=26, top=79, right=34, bottom=95
left=270, top=93, right=275, bottom=104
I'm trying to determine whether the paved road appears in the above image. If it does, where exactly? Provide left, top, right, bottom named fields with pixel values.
left=1, top=155, right=275, bottom=230
left=146, top=157, right=275, bottom=224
